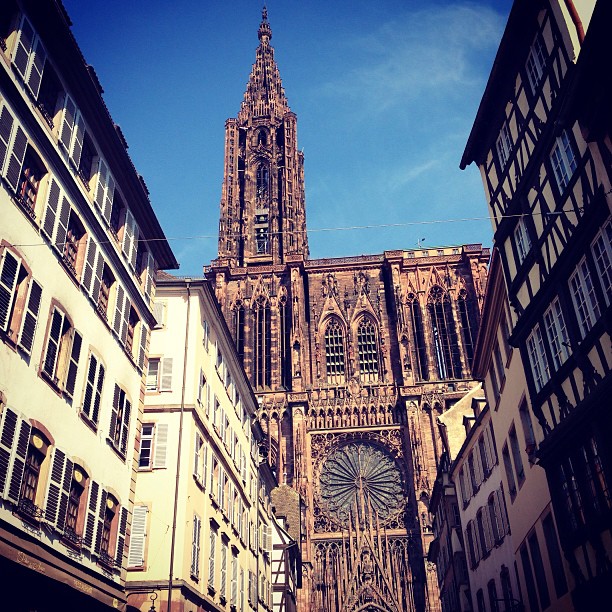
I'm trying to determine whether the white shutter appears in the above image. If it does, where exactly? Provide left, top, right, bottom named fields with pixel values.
left=63, top=329, right=82, bottom=397
left=5, top=124, right=27, bottom=192
left=0, top=249, right=21, bottom=332
left=113, top=284, right=126, bottom=337
left=191, top=515, right=201, bottom=577
left=94, top=158, right=108, bottom=213
left=143, top=251, right=155, bottom=303
left=137, top=323, right=148, bottom=371
left=42, top=307, right=65, bottom=380
left=70, top=112, right=85, bottom=169
left=58, top=93, right=76, bottom=154
left=12, top=16, right=35, bottom=82
left=18, top=279, right=42, bottom=355
left=43, top=447, right=73, bottom=530
left=54, top=195, right=71, bottom=254
left=127, top=506, right=148, bottom=567
left=152, top=423, right=168, bottom=469
left=42, top=177, right=61, bottom=240
left=193, top=432, right=202, bottom=479
left=0, top=103, right=16, bottom=173
left=122, top=209, right=139, bottom=269
left=160, top=357, right=173, bottom=391
left=26, top=35, right=46, bottom=99
left=152, top=300, right=164, bottom=328
left=120, top=295, right=130, bottom=345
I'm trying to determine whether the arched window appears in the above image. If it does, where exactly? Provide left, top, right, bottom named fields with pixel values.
left=357, top=316, right=379, bottom=382
left=407, top=293, right=428, bottom=381
left=233, top=302, right=245, bottom=363
left=427, top=285, right=462, bottom=380
left=324, top=318, right=346, bottom=384
left=256, top=164, right=269, bottom=200
left=254, top=296, right=271, bottom=388
left=257, top=128, right=267, bottom=147
left=279, top=295, right=291, bottom=388
left=457, top=288, right=479, bottom=369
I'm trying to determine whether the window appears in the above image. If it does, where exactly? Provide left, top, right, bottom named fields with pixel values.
left=520, top=543, right=540, bottom=612
left=190, top=514, right=201, bottom=579
left=97, top=264, right=115, bottom=319
left=19, top=429, right=49, bottom=520
left=477, top=508, right=492, bottom=555
left=592, top=220, right=612, bottom=305
left=427, top=286, right=461, bottom=380
left=543, top=298, right=570, bottom=369
left=324, top=317, right=346, bottom=384
left=193, top=431, right=207, bottom=487
left=138, top=424, right=154, bottom=469
left=496, top=121, right=513, bottom=170
left=62, top=465, right=87, bottom=547
left=208, top=527, right=218, bottom=590
left=62, top=211, right=86, bottom=277
left=109, top=384, right=132, bottom=456
left=488, top=494, right=502, bottom=544
left=487, top=579, right=499, bottom=612
left=526, top=324, right=550, bottom=392
left=41, top=306, right=82, bottom=393
left=279, top=295, right=291, bottom=387
left=542, top=513, right=568, bottom=598
left=526, top=34, right=546, bottom=93
left=457, top=289, right=477, bottom=368
left=254, top=296, right=271, bottom=387
left=122, top=209, right=139, bottom=270
left=514, top=217, right=532, bottom=264
left=502, top=443, right=517, bottom=500
left=0, top=247, right=42, bottom=354
left=550, top=130, right=577, bottom=191
left=569, top=258, right=600, bottom=338
left=558, top=458, right=585, bottom=531
left=231, top=551, right=238, bottom=606
left=81, top=352, right=105, bottom=426
left=12, top=16, right=47, bottom=98
left=519, top=400, right=536, bottom=459
left=99, top=494, right=118, bottom=566
left=233, top=302, right=245, bottom=363
left=509, top=425, right=525, bottom=486
left=93, top=158, right=115, bottom=225
left=528, top=531, right=550, bottom=609
left=16, top=148, right=45, bottom=219
left=408, top=294, right=428, bottom=380
left=146, top=357, right=173, bottom=392
left=357, top=317, right=379, bottom=381
left=125, top=307, right=139, bottom=356
left=493, top=341, right=505, bottom=390
left=127, top=505, right=148, bottom=568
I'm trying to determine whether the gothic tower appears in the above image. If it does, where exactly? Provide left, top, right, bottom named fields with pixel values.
left=208, top=9, right=489, bottom=611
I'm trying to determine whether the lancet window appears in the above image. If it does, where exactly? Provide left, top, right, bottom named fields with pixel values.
left=254, top=296, right=271, bottom=388
left=357, top=316, right=379, bottom=382
left=232, top=302, right=245, bottom=363
left=324, top=318, right=346, bottom=385
left=427, top=285, right=462, bottom=380
left=457, top=289, right=478, bottom=369
left=407, top=293, right=428, bottom=381
left=279, top=294, right=291, bottom=388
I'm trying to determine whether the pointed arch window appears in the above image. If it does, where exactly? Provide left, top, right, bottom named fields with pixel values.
left=324, top=318, right=346, bottom=384
left=427, top=285, right=462, bottom=380
left=279, top=295, right=291, bottom=388
left=407, top=293, right=428, bottom=381
left=233, top=302, right=245, bottom=363
left=254, top=296, right=271, bottom=388
left=357, top=316, right=379, bottom=382
left=256, top=164, right=269, bottom=204
left=457, top=289, right=478, bottom=369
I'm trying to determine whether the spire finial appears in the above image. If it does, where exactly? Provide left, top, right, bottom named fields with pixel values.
left=258, top=5, right=272, bottom=43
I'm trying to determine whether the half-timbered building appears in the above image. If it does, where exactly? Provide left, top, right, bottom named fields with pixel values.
left=207, top=9, right=490, bottom=611
left=461, top=0, right=611, bottom=608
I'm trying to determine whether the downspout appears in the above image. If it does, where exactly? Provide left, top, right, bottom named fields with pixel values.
left=168, top=280, right=191, bottom=612
left=563, top=0, right=585, bottom=43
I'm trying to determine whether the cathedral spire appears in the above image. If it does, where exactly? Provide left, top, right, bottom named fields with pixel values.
left=216, top=7, right=309, bottom=266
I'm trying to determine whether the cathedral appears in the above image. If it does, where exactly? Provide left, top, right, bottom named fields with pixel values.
left=207, top=10, right=489, bottom=611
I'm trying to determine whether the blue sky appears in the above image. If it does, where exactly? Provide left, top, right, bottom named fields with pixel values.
left=62, top=0, right=512, bottom=275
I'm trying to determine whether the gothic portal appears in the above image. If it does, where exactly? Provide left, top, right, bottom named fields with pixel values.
left=207, top=10, right=489, bottom=611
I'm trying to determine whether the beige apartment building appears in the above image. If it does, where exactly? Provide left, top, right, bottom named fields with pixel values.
left=0, top=1, right=177, bottom=610
left=461, top=0, right=611, bottom=609
left=125, top=275, right=281, bottom=612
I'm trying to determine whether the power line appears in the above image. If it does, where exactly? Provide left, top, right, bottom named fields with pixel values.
left=7, top=207, right=585, bottom=249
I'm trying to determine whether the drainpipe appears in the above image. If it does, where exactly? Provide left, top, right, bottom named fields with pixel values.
left=167, top=280, right=192, bottom=612
left=563, top=0, right=585, bottom=44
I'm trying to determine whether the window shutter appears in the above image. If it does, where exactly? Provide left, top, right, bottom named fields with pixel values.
left=54, top=195, right=71, bottom=253
left=94, top=158, right=108, bottom=214
left=83, top=480, right=100, bottom=551
left=93, top=488, right=108, bottom=554
left=127, top=505, right=148, bottom=567
left=202, top=444, right=207, bottom=490
left=130, top=224, right=139, bottom=270
left=191, top=515, right=201, bottom=577
left=42, top=177, right=60, bottom=240
left=193, top=432, right=201, bottom=479
left=115, top=505, right=129, bottom=567
left=109, top=384, right=120, bottom=444
left=6, top=417, right=32, bottom=505
left=43, top=447, right=73, bottom=531
left=82, top=236, right=99, bottom=299
left=42, top=307, right=65, bottom=380
left=153, top=423, right=168, bottom=469
left=113, top=284, right=126, bottom=337
left=59, top=94, right=76, bottom=153
left=0, top=406, right=20, bottom=499
left=12, top=17, right=34, bottom=82
left=5, top=125, right=27, bottom=192
left=82, top=354, right=98, bottom=421
left=70, top=112, right=85, bottom=169
left=497, top=489, right=509, bottom=535
left=143, top=251, right=155, bottom=303
left=160, top=357, right=173, bottom=391
left=0, top=103, right=15, bottom=173
left=152, top=301, right=164, bottom=328
left=64, top=329, right=82, bottom=397
left=205, top=383, right=211, bottom=418
left=0, top=249, right=21, bottom=332
left=122, top=209, right=135, bottom=261
left=137, top=323, right=148, bottom=371
left=198, top=368, right=204, bottom=404
left=26, top=35, right=46, bottom=98
left=120, top=398, right=131, bottom=454
left=18, top=279, right=42, bottom=355
left=120, top=297, right=130, bottom=345
left=92, top=363, right=105, bottom=425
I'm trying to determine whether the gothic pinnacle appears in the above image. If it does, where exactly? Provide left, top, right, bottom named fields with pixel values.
left=258, top=5, right=272, bottom=43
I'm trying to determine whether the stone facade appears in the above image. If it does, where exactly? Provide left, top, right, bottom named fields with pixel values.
left=208, top=10, right=489, bottom=612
